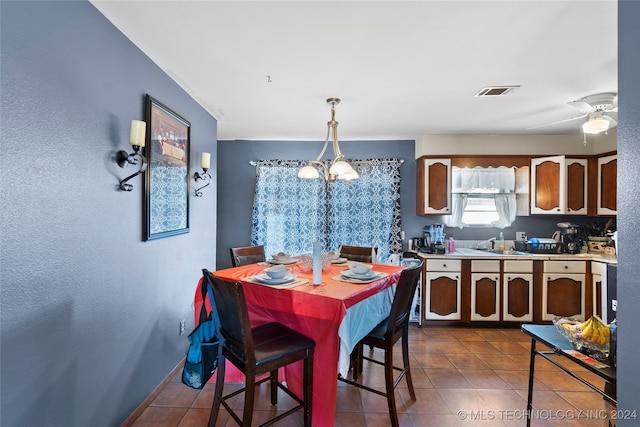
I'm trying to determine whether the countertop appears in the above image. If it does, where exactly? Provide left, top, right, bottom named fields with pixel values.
left=415, top=248, right=618, bottom=264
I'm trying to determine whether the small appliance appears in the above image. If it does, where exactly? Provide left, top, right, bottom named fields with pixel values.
left=557, top=222, right=582, bottom=254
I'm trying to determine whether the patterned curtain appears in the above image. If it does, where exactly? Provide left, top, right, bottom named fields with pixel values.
left=327, top=159, right=402, bottom=262
left=250, top=159, right=403, bottom=262
left=250, top=160, right=327, bottom=256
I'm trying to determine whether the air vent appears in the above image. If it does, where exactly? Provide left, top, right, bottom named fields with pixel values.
left=474, top=86, right=520, bottom=97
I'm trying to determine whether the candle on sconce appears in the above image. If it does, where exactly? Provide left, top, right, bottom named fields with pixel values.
left=129, top=120, right=146, bottom=147
left=201, top=152, right=211, bottom=170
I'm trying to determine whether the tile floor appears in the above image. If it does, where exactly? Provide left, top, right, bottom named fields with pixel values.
left=129, top=326, right=613, bottom=426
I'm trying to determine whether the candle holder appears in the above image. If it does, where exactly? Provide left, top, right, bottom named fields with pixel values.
left=116, top=145, right=147, bottom=191
left=116, top=120, right=147, bottom=191
left=194, top=168, right=211, bottom=197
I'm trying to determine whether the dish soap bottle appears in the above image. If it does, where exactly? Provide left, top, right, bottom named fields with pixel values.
left=497, top=232, right=505, bottom=252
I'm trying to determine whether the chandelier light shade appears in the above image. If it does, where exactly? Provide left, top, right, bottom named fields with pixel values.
left=298, top=98, right=359, bottom=182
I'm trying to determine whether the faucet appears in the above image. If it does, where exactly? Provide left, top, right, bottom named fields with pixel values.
left=476, top=237, right=497, bottom=250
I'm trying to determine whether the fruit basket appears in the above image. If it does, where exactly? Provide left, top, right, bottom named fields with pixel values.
left=553, top=316, right=611, bottom=362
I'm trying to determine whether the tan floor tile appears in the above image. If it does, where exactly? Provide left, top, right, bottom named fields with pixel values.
left=415, top=352, right=456, bottom=369
left=461, top=340, right=503, bottom=354
left=426, top=368, right=473, bottom=389
left=445, top=353, right=491, bottom=370
left=459, top=369, right=512, bottom=390
left=131, top=406, right=187, bottom=427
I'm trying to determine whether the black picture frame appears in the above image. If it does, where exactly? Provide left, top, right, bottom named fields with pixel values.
left=144, top=95, right=191, bottom=240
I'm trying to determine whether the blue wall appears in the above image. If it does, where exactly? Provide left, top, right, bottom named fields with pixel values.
left=617, top=1, right=640, bottom=422
left=1, top=2, right=217, bottom=426
left=216, top=139, right=419, bottom=269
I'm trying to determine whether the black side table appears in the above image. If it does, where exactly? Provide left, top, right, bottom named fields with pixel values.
left=521, top=324, right=616, bottom=427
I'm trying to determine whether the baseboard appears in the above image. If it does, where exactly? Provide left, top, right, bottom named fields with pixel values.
left=120, top=357, right=186, bottom=427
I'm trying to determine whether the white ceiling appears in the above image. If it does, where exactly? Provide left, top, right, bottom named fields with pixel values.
left=90, top=0, right=617, bottom=141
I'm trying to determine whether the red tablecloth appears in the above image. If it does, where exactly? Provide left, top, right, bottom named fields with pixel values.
left=194, top=262, right=404, bottom=427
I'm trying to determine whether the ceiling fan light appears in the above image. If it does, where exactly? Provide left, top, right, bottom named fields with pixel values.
left=298, top=164, right=320, bottom=179
left=582, top=117, right=610, bottom=134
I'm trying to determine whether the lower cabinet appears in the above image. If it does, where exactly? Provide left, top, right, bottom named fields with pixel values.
left=470, top=260, right=500, bottom=321
left=541, top=261, right=586, bottom=321
left=502, top=260, right=534, bottom=322
left=424, top=259, right=461, bottom=320
left=422, top=257, right=591, bottom=325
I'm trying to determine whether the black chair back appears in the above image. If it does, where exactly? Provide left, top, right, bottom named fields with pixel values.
left=339, top=245, right=377, bottom=263
left=202, top=270, right=254, bottom=367
left=385, top=261, right=422, bottom=339
left=230, top=245, right=266, bottom=267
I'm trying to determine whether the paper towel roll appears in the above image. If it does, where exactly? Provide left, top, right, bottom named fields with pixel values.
left=312, top=241, right=322, bottom=285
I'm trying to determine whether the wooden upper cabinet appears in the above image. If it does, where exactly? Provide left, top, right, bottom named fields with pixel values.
left=597, top=154, right=617, bottom=215
left=417, top=157, right=451, bottom=215
left=531, top=156, right=588, bottom=215
left=566, top=158, right=588, bottom=215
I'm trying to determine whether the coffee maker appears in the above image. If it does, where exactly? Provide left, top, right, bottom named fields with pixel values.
left=558, top=222, right=582, bottom=254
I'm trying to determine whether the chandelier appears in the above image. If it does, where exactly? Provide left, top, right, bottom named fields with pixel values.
left=297, top=98, right=359, bottom=181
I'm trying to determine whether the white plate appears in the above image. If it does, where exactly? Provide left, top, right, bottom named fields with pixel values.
left=341, top=270, right=378, bottom=280
left=331, top=257, right=348, bottom=264
left=253, top=273, right=297, bottom=285
left=267, top=258, right=298, bottom=265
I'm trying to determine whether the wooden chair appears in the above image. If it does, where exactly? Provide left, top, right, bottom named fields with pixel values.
left=338, top=245, right=377, bottom=263
left=202, top=269, right=315, bottom=427
left=338, top=261, right=423, bottom=427
left=230, top=245, right=266, bottom=267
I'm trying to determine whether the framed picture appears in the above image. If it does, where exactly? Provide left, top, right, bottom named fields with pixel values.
left=144, top=95, right=191, bottom=240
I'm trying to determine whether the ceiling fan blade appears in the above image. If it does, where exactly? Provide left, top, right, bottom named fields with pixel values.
left=527, top=112, right=588, bottom=130
left=567, top=100, right=595, bottom=113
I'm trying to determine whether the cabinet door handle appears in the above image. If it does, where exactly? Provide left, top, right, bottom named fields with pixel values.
left=564, top=265, right=569, bottom=269
left=443, top=264, right=447, bottom=268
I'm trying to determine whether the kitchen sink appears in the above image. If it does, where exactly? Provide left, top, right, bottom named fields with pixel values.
left=454, top=248, right=529, bottom=256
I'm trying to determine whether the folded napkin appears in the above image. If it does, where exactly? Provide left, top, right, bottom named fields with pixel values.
left=243, top=276, right=309, bottom=289
left=332, top=272, right=389, bottom=284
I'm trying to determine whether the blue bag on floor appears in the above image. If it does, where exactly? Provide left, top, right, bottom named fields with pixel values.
left=182, top=279, right=219, bottom=389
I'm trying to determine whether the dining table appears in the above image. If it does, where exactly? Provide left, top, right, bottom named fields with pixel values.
left=193, top=260, right=405, bottom=427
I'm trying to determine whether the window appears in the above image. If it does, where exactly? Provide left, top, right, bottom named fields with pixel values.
left=461, top=194, right=500, bottom=226
left=250, top=159, right=403, bottom=262
left=448, top=167, right=517, bottom=229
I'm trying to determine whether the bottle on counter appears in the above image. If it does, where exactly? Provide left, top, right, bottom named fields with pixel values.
left=497, top=232, right=505, bottom=252
left=449, top=237, right=455, bottom=253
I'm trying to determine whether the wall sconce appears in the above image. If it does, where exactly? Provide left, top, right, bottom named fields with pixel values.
left=117, top=120, right=147, bottom=191
left=193, top=152, right=211, bottom=197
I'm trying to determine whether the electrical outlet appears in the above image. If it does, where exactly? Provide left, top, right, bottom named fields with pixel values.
left=179, top=319, right=186, bottom=336
left=612, top=300, right=617, bottom=312
left=516, top=232, right=527, bottom=241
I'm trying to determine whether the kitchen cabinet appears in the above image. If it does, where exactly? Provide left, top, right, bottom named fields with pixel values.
left=503, top=260, right=534, bottom=322
left=424, top=259, right=461, bottom=320
left=591, top=261, right=605, bottom=320
left=470, top=260, right=500, bottom=321
left=541, top=261, right=586, bottom=321
left=530, top=155, right=588, bottom=215
left=596, top=154, right=617, bottom=215
left=417, top=157, right=451, bottom=215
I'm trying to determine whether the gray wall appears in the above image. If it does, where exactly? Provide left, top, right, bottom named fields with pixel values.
left=1, top=2, right=217, bottom=426
left=617, top=1, right=640, bottom=423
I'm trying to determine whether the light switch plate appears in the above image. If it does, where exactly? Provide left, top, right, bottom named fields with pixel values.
left=516, top=232, right=527, bottom=241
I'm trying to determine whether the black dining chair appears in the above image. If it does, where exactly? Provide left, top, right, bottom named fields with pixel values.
left=339, top=245, right=377, bottom=263
left=230, top=245, right=266, bottom=267
left=202, top=269, right=315, bottom=427
left=338, top=261, right=423, bottom=427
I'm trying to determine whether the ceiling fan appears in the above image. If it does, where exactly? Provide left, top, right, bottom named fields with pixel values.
left=529, top=92, right=618, bottom=135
